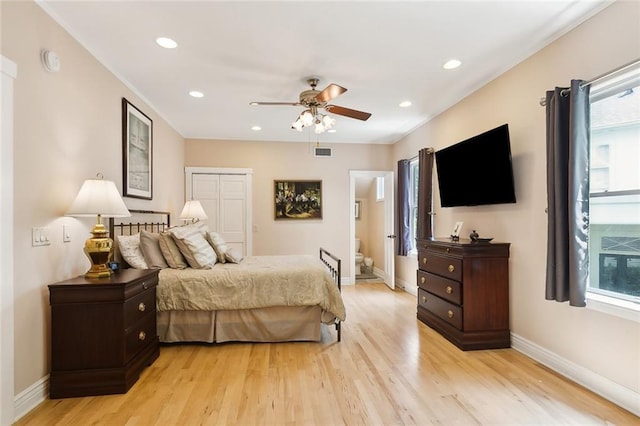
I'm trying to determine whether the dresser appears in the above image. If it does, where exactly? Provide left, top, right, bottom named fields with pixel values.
left=416, top=238, right=510, bottom=350
left=48, top=269, right=160, bottom=398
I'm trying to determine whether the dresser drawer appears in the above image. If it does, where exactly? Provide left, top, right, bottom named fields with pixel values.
left=418, top=288, right=462, bottom=330
left=124, top=288, right=156, bottom=327
left=124, top=274, right=159, bottom=299
left=417, top=251, right=462, bottom=282
left=125, top=313, right=156, bottom=362
left=417, top=270, right=461, bottom=305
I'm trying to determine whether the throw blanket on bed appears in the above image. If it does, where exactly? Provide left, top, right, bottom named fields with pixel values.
left=156, top=255, right=346, bottom=321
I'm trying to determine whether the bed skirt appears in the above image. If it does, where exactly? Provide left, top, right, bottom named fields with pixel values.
left=157, top=306, right=325, bottom=343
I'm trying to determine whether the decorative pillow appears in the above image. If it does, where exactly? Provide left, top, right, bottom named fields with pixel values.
left=170, top=225, right=217, bottom=269
left=224, top=247, right=244, bottom=264
left=139, top=230, right=168, bottom=269
left=206, top=231, right=229, bottom=263
left=158, top=232, right=188, bottom=269
left=117, top=234, right=148, bottom=269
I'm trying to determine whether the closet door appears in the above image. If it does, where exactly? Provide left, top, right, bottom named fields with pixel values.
left=191, top=173, right=247, bottom=255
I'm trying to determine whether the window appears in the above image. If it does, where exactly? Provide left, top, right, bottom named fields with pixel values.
left=409, top=159, right=419, bottom=252
left=588, top=67, right=640, bottom=305
left=376, top=176, right=385, bottom=201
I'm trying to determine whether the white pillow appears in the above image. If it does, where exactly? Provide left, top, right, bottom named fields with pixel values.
left=117, top=234, right=148, bottom=269
left=170, top=225, right=217, bottom=269
left=224, top=247, right=244, bottom=264
left=207, top=231, right=229, bottom=263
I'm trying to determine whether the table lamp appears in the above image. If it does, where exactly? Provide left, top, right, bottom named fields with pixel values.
left=179, top=200, right=208, bottom=223
left=66, top=173, right=131, bottom=278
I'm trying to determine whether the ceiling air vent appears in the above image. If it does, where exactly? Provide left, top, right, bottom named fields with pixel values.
left=314, top=147, right=332, bottom=157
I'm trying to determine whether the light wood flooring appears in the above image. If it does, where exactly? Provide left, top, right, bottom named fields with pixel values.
left=17, top=282, right=638, bottom=425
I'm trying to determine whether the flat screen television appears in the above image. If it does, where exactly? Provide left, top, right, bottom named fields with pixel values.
left=435, top=124, right=516, bottom=207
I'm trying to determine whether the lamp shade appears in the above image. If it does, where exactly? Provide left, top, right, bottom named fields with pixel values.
left=180, top=200, right=208, bottom=221
left=66, top=177, right=131, bottom=217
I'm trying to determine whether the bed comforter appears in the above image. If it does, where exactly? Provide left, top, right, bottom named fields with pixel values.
left=156, top=255, right=346, bottom=321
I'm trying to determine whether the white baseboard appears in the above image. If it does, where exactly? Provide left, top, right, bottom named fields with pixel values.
left=13, top=374, right=48, bottom=422
left=511, top=333, right=639, bottom=417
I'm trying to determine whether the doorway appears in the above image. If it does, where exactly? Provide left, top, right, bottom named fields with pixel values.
left=349, top=170, right=395, bottom=289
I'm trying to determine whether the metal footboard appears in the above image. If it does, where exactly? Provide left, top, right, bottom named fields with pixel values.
left=319, top=247, right=342, bottom=342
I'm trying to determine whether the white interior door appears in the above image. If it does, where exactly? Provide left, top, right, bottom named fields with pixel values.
left=189, top=171, right=249, bottom=256
left=383, top=171, right=395, bottom=290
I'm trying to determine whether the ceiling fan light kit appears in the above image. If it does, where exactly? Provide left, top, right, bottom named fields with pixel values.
left=251, top=78, right=371, bottom=134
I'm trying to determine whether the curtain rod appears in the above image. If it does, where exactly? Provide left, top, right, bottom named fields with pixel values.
left=539, top=57, right=640, bottom=106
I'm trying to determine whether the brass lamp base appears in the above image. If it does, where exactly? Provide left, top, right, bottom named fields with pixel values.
left=83, top=221, right=114, bottom=279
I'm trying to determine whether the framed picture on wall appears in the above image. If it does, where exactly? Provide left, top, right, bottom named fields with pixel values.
left=122, top=98, right=153, bottom=199
left=274, top=180, right=322, bottom=220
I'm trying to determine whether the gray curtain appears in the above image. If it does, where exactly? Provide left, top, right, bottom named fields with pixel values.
left=545, top=79, right=590, bottom=307
left=417, top=148, right=434, bottom=240
left=396, top=159, right=411, bottom=255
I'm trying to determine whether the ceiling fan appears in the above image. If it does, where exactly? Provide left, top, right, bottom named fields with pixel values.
left=250, top=78, right=371, bottom=133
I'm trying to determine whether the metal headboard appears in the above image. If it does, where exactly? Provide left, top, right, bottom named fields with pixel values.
left=108, top=209, right=171, bottom=238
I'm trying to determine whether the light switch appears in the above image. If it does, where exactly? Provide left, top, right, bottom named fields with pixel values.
left=63, top=225, right=71, bottom=242
left=32, top=227, right=51, bottom=247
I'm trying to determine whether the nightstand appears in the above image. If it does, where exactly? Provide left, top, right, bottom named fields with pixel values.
left=48, top=269, right=160, bottom=399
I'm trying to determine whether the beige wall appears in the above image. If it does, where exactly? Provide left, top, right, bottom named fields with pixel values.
left=1, top=1, right=185, bottom=395
left=185, top=139, right=393, bottom=270
left=393, top=1, right=639, bottom=396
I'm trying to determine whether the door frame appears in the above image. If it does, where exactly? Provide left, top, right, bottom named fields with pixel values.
left=185, top=167, right=253, bottom=255
left=349, top=170, right=395, bottom=288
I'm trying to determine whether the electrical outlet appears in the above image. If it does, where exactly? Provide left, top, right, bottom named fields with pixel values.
left=63, top=225, right=71, bottom=242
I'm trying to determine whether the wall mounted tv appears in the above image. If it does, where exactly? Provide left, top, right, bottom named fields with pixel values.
left=435, top=124, right=516, bottom=207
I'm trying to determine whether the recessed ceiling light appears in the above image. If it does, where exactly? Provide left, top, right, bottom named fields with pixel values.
left=156, top=37, right=178, bottom=49
left=443, top=59, right=462, bottom=70
left=399, top=101, right=412, bottom=108
left=189, top=91, right=204, bottom=98
left=251, top=126, right=262, bottom=131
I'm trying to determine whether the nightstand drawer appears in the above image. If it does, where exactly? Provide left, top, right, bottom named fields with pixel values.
left=125, top=313, right=157, bottom=362
left=124, top=274, right=158, bottom=299
left=418, top=288, right=462, bottom=330
left=418, top=251, right=462, bottom=281
left=417, top=270, right=461, bottom=305
left=124, top=287, right=156, bottom=327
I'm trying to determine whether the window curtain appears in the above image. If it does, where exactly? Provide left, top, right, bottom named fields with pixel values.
left=545, top=79, right=590, bottom=307
left=396, top=159, right=411, bottom=255
left=417, top=148, right=434, bottom=240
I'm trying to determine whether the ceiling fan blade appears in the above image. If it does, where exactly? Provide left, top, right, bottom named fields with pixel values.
left=315, top=84, right=347, bottom=103
left=325, top=105, right=372, bottom=121
left=249, top=101, right=300, bottom=106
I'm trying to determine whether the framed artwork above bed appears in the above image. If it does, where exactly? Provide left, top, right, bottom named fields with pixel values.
left=122, top=97, right=153, bottom=200
left=274, top=180, right=322, bottom=220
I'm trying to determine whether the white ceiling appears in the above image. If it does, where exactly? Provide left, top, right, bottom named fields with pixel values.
left=38, top=1, right=610, bottom=144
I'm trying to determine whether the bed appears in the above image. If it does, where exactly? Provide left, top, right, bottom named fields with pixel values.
left=109, top=210, right=344, bottom=344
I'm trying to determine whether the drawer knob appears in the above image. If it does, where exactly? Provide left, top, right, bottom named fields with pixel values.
left=421, top=276, right=426, bottom=284
left=446, top=286, right=453, bottom=294
left=446, top=248, right=450, bottom=253
left=421, top=295, right=427, bottom=304
left=138, top=302, right=146, bottom=312
left=142, top=281, right=148, bottom=290
left=448, top=264, right=455, bottom=273
left=138, top=331, right=146, bottom=341
left=448, top=310, right=454, bottom=318
left=422, top=257, right=428, bottom=264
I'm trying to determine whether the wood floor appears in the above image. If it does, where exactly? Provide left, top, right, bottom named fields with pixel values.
left=17, top=282, right=637, bottom=425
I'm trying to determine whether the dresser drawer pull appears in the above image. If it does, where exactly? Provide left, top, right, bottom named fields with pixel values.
left=142, top=281, right=148, bottom=290
left=422, top=257, right=428, bottom=264
left=138, top=331, right=146, bottom=341
left=421, top=295, right=427, bottom=304
left=446, top=248, right=450, bottom=253
left=420, top=276, right=426, bottom=284
left=447, top=310, right=454, bottom=319
left=448, top=264, right=455, bottom=273
left=138, top=302, right=146, bottom=312
left=446, top=286, right=453, bottom=294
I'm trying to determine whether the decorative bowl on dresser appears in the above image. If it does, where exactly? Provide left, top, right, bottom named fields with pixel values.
left=48, top=269, right=160, bottom=398
left=416, top=238, right=510, bottom=351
